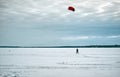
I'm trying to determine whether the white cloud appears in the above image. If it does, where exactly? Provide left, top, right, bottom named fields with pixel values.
left=61, top=36, right=89, bottom=40
left=96, top=2, right=111, bottom=13
left=61, top=35, right=120, bottom=41
left=0, top=0, right=120, bottom=22
left=106, top=35, right=120, bottom=38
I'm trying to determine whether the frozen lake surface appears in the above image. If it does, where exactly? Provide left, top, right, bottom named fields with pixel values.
left=0, top=48, right=120, bottom=77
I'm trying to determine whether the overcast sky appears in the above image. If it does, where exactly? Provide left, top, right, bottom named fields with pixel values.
left=0, top=0, right=120, bottom=46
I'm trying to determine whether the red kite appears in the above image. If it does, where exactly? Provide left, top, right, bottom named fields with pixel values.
left=68, top=6, right=75, bottom=12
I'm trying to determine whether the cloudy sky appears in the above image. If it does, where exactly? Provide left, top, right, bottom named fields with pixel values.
left=0, top=0, right=120, bottom=46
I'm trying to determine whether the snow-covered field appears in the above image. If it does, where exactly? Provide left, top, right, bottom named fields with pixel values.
left=0, top=48, right=120, bottom=77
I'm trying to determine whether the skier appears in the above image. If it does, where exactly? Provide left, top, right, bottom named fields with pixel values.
left=76, top=48, right=79, bottom=54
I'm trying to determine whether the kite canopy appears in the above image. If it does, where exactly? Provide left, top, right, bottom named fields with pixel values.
left=68, top=6, right=75, bottom=12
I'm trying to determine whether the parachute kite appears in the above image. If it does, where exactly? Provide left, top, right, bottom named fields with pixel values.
left=68, top=6, right=75, bottom=12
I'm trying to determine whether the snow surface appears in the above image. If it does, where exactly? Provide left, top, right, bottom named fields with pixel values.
left=0, top=48, right=120, bottom=77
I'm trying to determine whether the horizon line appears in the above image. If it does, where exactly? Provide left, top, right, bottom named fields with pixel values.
left=0, top=45, right=120, bottom=48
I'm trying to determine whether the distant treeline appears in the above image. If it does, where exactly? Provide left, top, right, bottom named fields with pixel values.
left=0, top=45, right=120, bottom=48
